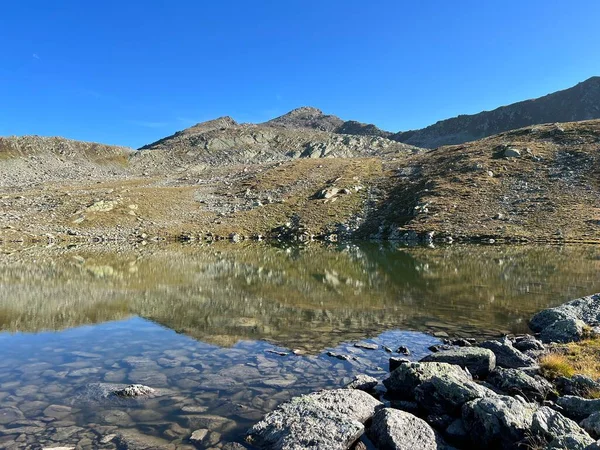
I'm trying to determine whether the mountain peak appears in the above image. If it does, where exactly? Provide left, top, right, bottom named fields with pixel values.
left=265, top=107, right=342, bottom=132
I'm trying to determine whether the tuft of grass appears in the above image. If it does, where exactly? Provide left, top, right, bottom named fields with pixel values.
left=539, top=353, right=576, bottom=379
left=540, top=337, right=600, bottom=383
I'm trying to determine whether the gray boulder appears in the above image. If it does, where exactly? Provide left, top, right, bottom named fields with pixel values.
left=540, top=318, right=588, bottom=343
left=415, top=372, right=497, bottom=416
left=389, top=357, right=411, bottom=372
left=582, top=412, right=600, bottom=439
left=531, top=406, right=591, bottom=442
left=546, top=433, right=595, bottom=450
left=487, top=367, right=554, bottom=401
left=367, top=408, right=442, bottom=450
left=420, top=347, right=496, bottom=378
left=530, top=293, right=600, bottom=335
left=556, top=375, right=600, bottom=397
left=478, top=338, right=536, bottom=369
left=513, top=335, right=545, bottom=353
left=246, top=389, right=382, bottom=450
left=345, top=375, right=378, bottom=392
left=444, top=418, right=468, bottom=446
left=556, top=396, right=600, bottom=421
left=462, top=395, right=537, bottom=449
left=383, top=362, right=471, bottom=399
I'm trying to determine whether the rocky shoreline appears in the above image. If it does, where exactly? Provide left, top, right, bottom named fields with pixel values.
left=245, top=293, right=600, bottom=450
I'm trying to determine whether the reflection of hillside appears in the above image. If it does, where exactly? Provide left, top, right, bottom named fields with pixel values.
left=1, top=243, right=600, bottom=351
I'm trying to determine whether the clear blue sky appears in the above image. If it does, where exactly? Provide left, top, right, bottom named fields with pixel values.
left=1, top=0, right=599, bottom=148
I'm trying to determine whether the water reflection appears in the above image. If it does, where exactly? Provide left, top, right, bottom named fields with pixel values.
left=1, top=242, right=600, bottom=447
left=2, top=242, right=600, bottom=347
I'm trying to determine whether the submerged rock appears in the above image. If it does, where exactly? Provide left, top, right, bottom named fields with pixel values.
left=368, top=408, right=442, bottom=450
left=420, top=347, right=496, bottom=378
left=246, top=389, right=381, bottom=450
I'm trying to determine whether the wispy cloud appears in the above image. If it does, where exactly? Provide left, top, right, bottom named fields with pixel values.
left=128, top=120, right=169, bottom=128
left=32, top=53, right=40, bottom=60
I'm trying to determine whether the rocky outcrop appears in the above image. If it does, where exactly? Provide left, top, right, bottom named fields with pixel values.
left=487, top=367, right=554, bottom=401
left=478, top=338, right=536, bottom=369
left=529, top=293, right=600, bottom=343
left=383, top=362, right=471, bottom=399
left=557, top=396, right=600, bottom=421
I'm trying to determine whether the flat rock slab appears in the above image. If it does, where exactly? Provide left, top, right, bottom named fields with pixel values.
left=368, top=408, right=440, bottom=450
left=420, top=347, right=496, bottom=378
left=247, top=389, right=382, bottom=450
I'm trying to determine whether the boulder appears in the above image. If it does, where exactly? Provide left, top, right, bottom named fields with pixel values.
left=546, top=433, right=595, bottom=449
left=478, top=338, right=536, bottom=369
left=582, top=412, right=600, bottom=439
left=531, top=406, right=591, bottom=442
left=503, top=148, right=521, bottom=158
left=113, top=384, right=156, bottom=398
left=556, top=396, right=600, bottom=421
left=345, top=375, right=378, bottom=392
left=556, top=375, right=600, bottom=397
left=414, top=372, right=497, bottom=416
left=462, top=395, right=537, bottom=449
left=246, top=389, right=381, bottom=450
left=383, top=362, right=471, bottom=399
left=530, top=293, right=600, bottom=335
left=444, top=418, right=468, bottom=446
left=540, top=318, right=587, bottom=343
left=389, top=357, right=411, bottom=372
left=487, top=367, right=554, bottom=402
left=367, top=408, right=441, bottom=450
left=421, top=347, right=496, bottom=378
left=513, top=335, right=545, bottom=353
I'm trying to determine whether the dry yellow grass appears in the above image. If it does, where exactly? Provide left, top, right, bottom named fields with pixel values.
left=540, top=337, right=600, bottom=384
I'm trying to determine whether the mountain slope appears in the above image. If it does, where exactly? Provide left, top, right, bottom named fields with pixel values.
left=393, top=76, right=600, bottom=148
left=0, top=136, right=132, bottom=187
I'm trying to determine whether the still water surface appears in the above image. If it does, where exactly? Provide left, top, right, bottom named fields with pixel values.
left=1, top=242, right=599, bottom=448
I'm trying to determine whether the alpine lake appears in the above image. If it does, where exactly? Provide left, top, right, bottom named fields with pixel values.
left=1, top=242, right=600, bottom=449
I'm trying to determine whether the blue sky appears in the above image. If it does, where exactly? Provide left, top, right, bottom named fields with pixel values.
left=1, top=1, right=599, bottom=148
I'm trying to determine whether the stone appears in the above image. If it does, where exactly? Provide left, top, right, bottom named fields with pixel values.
left=556, top=375, right=600, bottom=397
left=345, top=375, right=378, bottom=391
left=383, top=361, right=471, bottom=399
left=415, top=372, right=497, bottom=416
left=114, top=428, right=176, bottom=449
left=531, top=406, right=591, bottom=442
left=247, top=388, right=381, bottom=450
left=190, top=428, right=209, bottom=444
left=487, top=367, right=554, bottom=401
left=462, top=395, right=537, bottom=449
left=557, top=396, right=600, bottom=421
left=317, top=187, right=340, bottom=199
left=546, top=433, right=595, bottom=449
left=353, top=342, right=378, bottom=350
left=530, top=293, right=600, bottom=334
left=503, top=148, right=521, bottom=158
left=389, top=357, right=410, bottom=372
left=540, top=318, right=587, bottom=343
left=367, top=408, right=440, bottom=450
left=113, top=384, right=156, bottom=398
left=420, top=347, right=496, bottom=378
left=513, top=335, right=545, bottom=353
left=0, top=406, right=24, bottom=425
left=478, top=338, right=536, bottom=369
left=43, top=404, right=72, bottom=420
left=582, top=412, right=600, bottom=439
left=396, top=346, right=411, bottom=355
